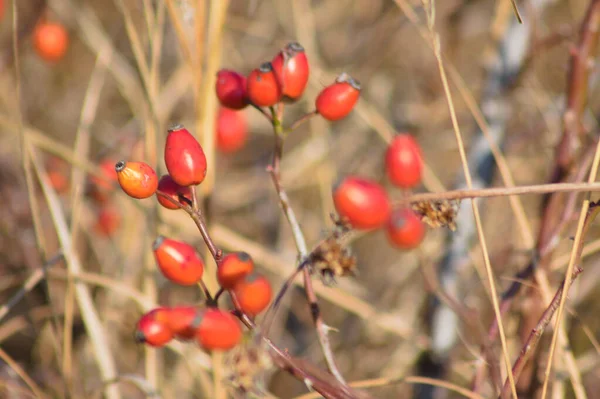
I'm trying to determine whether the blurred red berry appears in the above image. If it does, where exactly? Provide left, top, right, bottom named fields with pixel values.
left=386, top=208, right=426, bottom=249
left=156, top=175, right=192, bottom=210
left=90, top=158, right=118, bottom=203
left=215, top=69, right=248, bottom=109
left=33, top=21, right=69, bottom=63
left=164, top=124, right=207, bottom=187
left=153, top=236, right=204, bottom=286
left=94, top=205, right=121, bottom=237
left=216, top=107, right=248, bottom=154
left=315, top=73, right=360, bottom=121
left=115, top=160, right=158, bottom=199
left=47, top=170, right=69, bottom=194
left=385, top=134, right=423, bottom=188
left=247, top=62, right=282, bottom=107
left=271, top=42, right=309, bottom=101
left=167, top=306, right=200, bottom=340
left=196, top=309, right=242, bottom=351
left=333, top=176, right=390, bottom=230
left=217, top=252, right=254, bottom=289
left=135, top=308, right=174, bottom=347
left=233, top=273, right=272, bottom=316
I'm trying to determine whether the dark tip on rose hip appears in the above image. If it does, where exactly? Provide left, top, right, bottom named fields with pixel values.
left=115, top=161, right=126, bottom=172
left=152, top=235, right=166, bottom=251
left=286, top=41, right=304, bottom=53
left=134, top=330, right=146, bottom=343
left=259, top=62, right=273, bottom=73
left=168, top=123, right=184, bottom=133
left=335, top=72, right=361, bottom=91
left=237, top=251, right=251, bottom=262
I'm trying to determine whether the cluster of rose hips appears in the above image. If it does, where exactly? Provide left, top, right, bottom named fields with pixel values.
left=113, top=124, right=273, bottom=351
left=215, top=42, right=361, bottom=124
left=333, top=134, right=427, bottom=249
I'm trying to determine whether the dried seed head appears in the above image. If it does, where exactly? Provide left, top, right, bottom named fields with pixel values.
left=223, top=332, right=273, bottom=397
left=412, top=199, right=460, bottom=231
left=309, top=231, right=357, bottom=282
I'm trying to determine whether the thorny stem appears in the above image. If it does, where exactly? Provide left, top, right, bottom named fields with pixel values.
left=266, top=107, right=347, bottom=384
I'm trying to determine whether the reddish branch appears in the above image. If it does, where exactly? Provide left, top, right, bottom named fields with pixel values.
left=473, top=0, right=600, bottom=392
left=499, top=202, right=600, bottom=398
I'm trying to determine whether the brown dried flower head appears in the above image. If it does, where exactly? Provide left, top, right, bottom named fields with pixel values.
left=224, top=332, right=273, bottom=398
left=412, top=199, right=460, bottom=231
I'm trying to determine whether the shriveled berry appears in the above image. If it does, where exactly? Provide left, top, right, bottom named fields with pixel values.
left=333, top=176, right=390, bottom=230
left=315, top=73, right=360, bottom=121
left=135, top=308, right=174, bottom=347
left=216, top=107, right=248, bottom=154
left=271, top=42, right=309, bottom=100
left=386, top=208, right=426, bottom=249
left=33, top=21, right=69, bottom=63
left=233, top=273, right=272, bottom=316
left=164, top=124, right=207, bottom=186
left=217, top=252, right=254, bottom=289
left=385, top=134, right=423, bottom=188
left=156, top=175, right=192, bottom=210
left=216, top=69, right=248, bottom=109
left=246, top=62, right=282, bottom=107
left=196, top=308, right=242, bottom=351
left=115, top=161, right=158, bottom=199
left=167, top=306, right=201, bottom=340
left=153, top=236, right=204, bottom=286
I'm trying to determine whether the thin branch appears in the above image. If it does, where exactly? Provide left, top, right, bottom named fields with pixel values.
left=406, top=182, right=600, bottom=203
left=266, top=107, right=346, bottom=384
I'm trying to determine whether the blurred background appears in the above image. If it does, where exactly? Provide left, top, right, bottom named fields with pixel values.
left=1, top=0, right=600, bottom=398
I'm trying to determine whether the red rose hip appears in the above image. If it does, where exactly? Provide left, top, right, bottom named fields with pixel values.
left=153, top=236, right=205, bottom=285
left=196, top=309, right=242, bottom=351
left=164, top=124, right=207, bottom=186
left=216, top=107, right=248, bottom=154
left=271, top=42, right=310, bottom=100
left=246, top=62, right=282, bottom=107
left=156, top=174, right=192, bottom=210
left=233, top=273, right=272, bottom=316
left=215, top=69, right=248, bottom=110
left=385, top=134, right=423, bottom=188
left=115, top=160, right=158, bottom=199
left=386, top=208, right=425, bottom=249
left=217, top=252, right=254, bottom=289
left=333, top=176, right=390, bottom=230
left=167, top=306, right=201, bottom=340
left=315, top=73, right=361, bottom=121
left=135, top=308, right=174, bottom=347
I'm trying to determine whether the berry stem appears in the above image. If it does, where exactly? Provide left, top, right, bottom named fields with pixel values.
left=156, top=190, right=222, bottom=263
left=250, top=102, right=272, bottom=122
left=287, top=110, right=318, bottom=133
left=266, top=107, right=346, bottom=384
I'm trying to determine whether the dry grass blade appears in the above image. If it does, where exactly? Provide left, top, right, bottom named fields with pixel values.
left=29, top=146, right=121, bottom=399
left=421, top=0, right=517, bottom=396
left=0, top=346, right=46, bottom=399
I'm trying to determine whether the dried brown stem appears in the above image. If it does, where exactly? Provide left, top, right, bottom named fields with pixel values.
left=406, top=182, right=600, bottom=203
left=266, top=107, right=347, bottom=384
left=500, top=202, right=600, bottom=397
